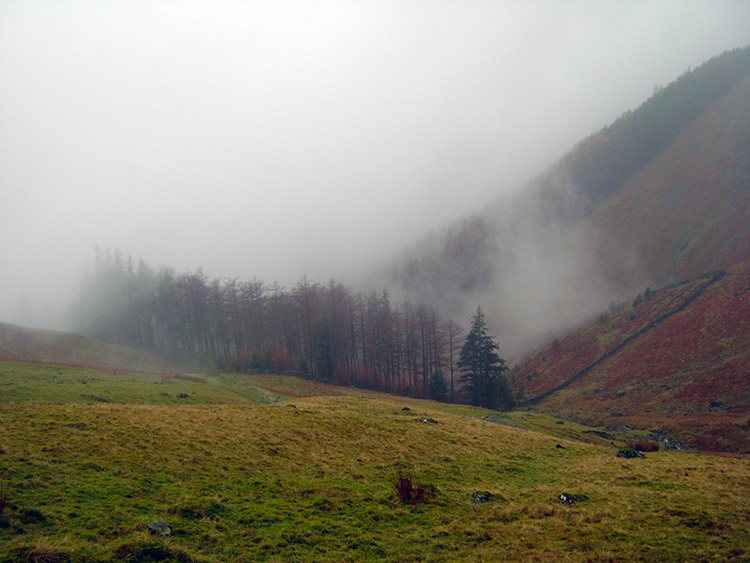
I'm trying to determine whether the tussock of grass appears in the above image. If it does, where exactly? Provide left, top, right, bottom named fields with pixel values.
left=626, top=438, right=660, bottom=452
left=391, top=470, right=437, bottom=505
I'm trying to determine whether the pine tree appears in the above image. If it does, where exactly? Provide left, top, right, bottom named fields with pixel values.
left=313, top=317, right=335, bottom=380
left=457, top=306, right=513, bottom=410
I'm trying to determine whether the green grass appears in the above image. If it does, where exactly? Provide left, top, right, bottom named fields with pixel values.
left=0, top=322, right=216, bottom=374
left=0, top=362, right=273, bottom=405
left=1, top=361, right=749, bottom=562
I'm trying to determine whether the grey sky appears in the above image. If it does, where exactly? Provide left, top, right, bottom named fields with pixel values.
left=2, top=1, right=750, bottom=329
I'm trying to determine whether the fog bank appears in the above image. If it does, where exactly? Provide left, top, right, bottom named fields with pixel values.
left=2, top=1, right=749, bottom=330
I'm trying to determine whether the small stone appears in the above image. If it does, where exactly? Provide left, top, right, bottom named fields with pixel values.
left=472, top=491, right=492, bottom=504
left=559, top=492, right=588, bottom=505
left=616, top=447, right=645, bottom=459
left=415, top=417, right=438, bottom=424
left=147, top=518, right=171, bottom=536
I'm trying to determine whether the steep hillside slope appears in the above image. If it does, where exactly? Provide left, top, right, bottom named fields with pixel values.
left=512, top=260, right=750, bottom=452
left=583, top=73, right=750, bottom=286
left=390, top=46, right=750, bottom=352
left=0, top=322, right=212, bottom=374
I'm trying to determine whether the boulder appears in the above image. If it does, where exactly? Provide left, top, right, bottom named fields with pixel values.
left=472, top=491, right=492, bottom=504
left=558, top=492, right=588, bottom=505
left=617, top=447, right=645, bottom=459
left=147, top=518, right=171, bottom=536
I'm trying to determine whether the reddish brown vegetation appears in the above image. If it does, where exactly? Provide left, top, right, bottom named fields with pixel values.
left=513, top=260, right=750, bottom=452
left=392, top=470, right=435, bottom=505
left=626, top=439, right=660, bottom=452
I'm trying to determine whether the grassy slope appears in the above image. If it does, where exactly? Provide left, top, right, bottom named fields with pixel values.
left=513, top=260, right=750, bottom=452
left=1, top=363, right=749, bottom=562
left=0, top=323, right=213, bottom=374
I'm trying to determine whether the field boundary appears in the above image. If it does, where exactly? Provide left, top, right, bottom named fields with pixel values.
left=523, top=269, right=726, bottom=406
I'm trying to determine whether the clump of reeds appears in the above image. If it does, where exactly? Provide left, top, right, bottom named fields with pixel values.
left=392, top=470, right=436, bottom=505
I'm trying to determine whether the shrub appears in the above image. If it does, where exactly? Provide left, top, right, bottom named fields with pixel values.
left=391, top=470, right=436, bottom=505
left=627, top=439, right=660, bottom=452
left=18, top=508, right=47, bottom=525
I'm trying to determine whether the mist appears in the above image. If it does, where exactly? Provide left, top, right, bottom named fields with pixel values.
left=2, top=1, right=750, bottom=331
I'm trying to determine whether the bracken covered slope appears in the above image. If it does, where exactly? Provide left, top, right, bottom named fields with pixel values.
left=512, top=260, right=750, bottom=452
left=582, top=72, right=750, bottom=286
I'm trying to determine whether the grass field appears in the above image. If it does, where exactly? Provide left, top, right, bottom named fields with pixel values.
left=1, top=362, right=749, bottom=562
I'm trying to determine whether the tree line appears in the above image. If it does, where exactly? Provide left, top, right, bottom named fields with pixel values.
left=71, top=248, right=514, bottom=409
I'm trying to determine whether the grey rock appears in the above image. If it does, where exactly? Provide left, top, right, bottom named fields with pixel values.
left=147, top=518, right=171, bottom=536
left=472, top=491, right=492, bottom=504
left=616, top=447, right=645, bottom=459
left=559, top=492, right=588, bottom=505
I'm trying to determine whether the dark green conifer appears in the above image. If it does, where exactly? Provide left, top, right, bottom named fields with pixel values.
left=458, top=306, right=513, bottom=410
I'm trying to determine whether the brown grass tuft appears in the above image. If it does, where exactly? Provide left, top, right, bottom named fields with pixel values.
left=12, top=538, right=72, bottom=563
left=626, top=439, right=660, bottom=452
left=391, top=470, right=436, bottom=504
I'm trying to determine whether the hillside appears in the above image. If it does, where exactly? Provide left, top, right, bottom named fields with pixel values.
left=390, top=46, right=750, bottom=352
left=0, top=322, right=214, bottom=374
left=511, top=259, right=750, bottom=453
left=1, top=362, right=749, bottom=561
left=582, top=72, right=750, bottom=286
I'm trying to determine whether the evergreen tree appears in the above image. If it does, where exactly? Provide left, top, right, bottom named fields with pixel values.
left=458, top=306, right=513, bottom=410
left=313, top=317, right=335, bottom=380
left=428, top=372, right=448, bottom=402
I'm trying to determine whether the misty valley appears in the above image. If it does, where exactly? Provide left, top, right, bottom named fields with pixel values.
left=1, top=11, right=750, bottom=563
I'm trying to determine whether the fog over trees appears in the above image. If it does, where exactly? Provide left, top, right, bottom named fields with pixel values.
left=72, top=248, right=467, bottom=402
left=2, top=2, right=750, bottom=334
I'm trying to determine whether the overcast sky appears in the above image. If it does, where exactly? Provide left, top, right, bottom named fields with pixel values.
left=2, top=1, right=750, bottom=329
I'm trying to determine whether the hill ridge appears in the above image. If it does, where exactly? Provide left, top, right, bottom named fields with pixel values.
left=390, top=46, right=750, bottom=354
